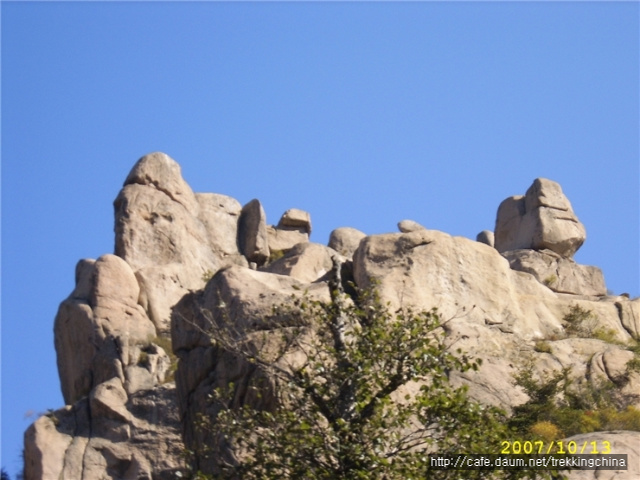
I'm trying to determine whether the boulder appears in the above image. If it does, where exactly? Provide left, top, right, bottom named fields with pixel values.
left=349, top=229, right=638, bottom=411
left=615, top=297, right=640, bottom=340
left=238, top=199, right=270, bottom=266
left=328, top=227, right=366, bottom=258
left=24, top=415, right=73, bottom=480
left=476, top=230, right=495, bottom=247
left=262, top=242, right=336, bottom=283
left=114, top=183, right=217, bottom=274
left=277, top=208, right=312, bottom=235
left=495, top=178, right=586, bottom=258
left=503, top=249, right=607, bottom=296
left=266, top=225, right=309, bottom=255
left=397, top=219, right=425, bottom=233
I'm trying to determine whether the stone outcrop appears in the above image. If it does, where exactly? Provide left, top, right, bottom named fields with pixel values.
left=502, top=249, right=607, bottom=296
left=476, top=229, right=494, bottom=247
left=494, top=178, right=605, bottom=296
left=238, top=198, right=270, bottom=266
left=262, top=242, right=337, bottom=283
left=54, top=254, right=159, bottom=405
left=397, top=219, right=425, bottom=233
left=27, top=153, right=640, bottom=480
left=114, top=152, right=246, bottom=332
left=495, top=178, right=586, bottom=257
left=328, top=226, right=366, bottom=258
left=277, top=208, right=312, bottom=234
left=24, top=384, right=185, bottom=480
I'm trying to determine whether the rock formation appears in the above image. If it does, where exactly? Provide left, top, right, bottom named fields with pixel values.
left=493, top=178, right=606, bottom=296
left=24, top=154, right=640, bottom=480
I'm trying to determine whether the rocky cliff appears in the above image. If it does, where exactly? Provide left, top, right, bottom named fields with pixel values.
left=24, top=153, right=640, bottom=479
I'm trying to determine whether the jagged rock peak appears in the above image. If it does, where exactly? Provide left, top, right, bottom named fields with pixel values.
left=124, top=152, right=199, bottom=212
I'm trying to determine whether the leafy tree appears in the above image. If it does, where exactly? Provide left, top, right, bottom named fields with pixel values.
left=191, top=266, right=543, bottom=480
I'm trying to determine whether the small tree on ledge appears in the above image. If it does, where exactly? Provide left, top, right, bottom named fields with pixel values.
left=192, top=266, right=539, bottom=480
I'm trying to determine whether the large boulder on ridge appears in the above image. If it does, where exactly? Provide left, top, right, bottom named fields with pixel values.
left=238, top=199, right=270, bottom=266
left=495, top=178, right=586, bottom=258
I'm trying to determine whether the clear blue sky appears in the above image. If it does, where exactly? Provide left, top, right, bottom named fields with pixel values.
left=2, top=2, right=638, bottom=477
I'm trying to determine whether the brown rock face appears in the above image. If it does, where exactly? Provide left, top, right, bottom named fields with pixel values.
left=495, top=178, right=586, bottom=258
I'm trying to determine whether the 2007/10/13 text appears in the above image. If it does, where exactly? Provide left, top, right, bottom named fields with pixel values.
left=501, top=440, right=611, bottom=455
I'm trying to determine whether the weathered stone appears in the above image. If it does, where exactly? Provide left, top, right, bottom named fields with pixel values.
left=262, top=242, right=336, bottom=283
left=114, top=183, right=218, bottom=274
left=397, top=219, right=425, bottom=233
left=589, top=348, right=635, bottom=387
left=238, top=199, right=270, bottom=266
left=55, top=254, right=157, bottom=405
left=352, top=229, right=565, bottom=338
left=24, top=385, right=187, bottom=480
left=266, top=225, right=309, bottom=255
left=124, top=151, right=199, bottom=213
left=115, top=156, right=244, bottom=330
left=24, top=415, right=73, bottom=480
left=171, top=265, right=331, bottom=472
left=616, top=297, right=640, bottom=340
left=495, top=178, right=586, bottom=258
left=503, top=249, right=607, bottom=296
left=476, top=230, right=494, bottom=247
left=90, top=377, right=132, bottom=424
left=196, top=192, right=243, bottom=257
left=277, top=208, right=312, bottom=235
left=328, top=227, right=366, bottom=258
left=124, top=342, right=172, bottom=395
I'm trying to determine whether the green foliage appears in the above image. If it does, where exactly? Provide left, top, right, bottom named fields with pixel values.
left=542, top=275, right=557, bottom=287
left=625, top=342, right=640, bottom=375
left=194, top=287, right=531, bottom=480
left=202, top=269, right=215, bottom=284
left=510, top=361, right=640, bottom=440
left=267, top=249, right=286, bottom=264
left=562, top=305, right=599, bottom=338
left=561, top=305, right=620, bottom=344
left=533, top=341, right=552, bottom=354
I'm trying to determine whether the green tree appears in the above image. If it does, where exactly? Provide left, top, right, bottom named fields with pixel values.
left=193, top=268, right=544, bottom=480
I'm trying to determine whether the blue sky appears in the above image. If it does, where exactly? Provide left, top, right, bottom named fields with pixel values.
left=1, top=2, right=638, bottom=477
